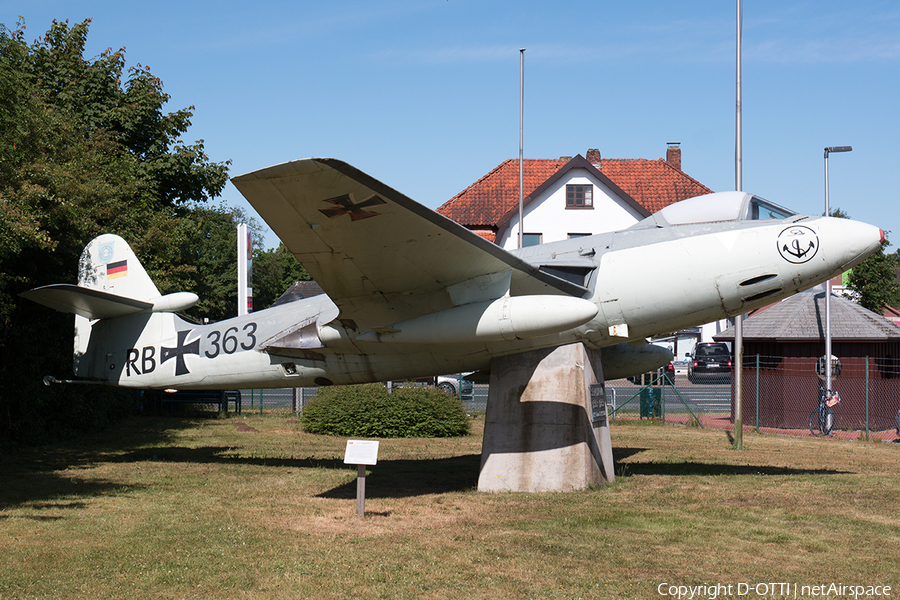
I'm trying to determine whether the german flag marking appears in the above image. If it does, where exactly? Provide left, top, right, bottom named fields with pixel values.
left=106, top=259, right=128, bottom=280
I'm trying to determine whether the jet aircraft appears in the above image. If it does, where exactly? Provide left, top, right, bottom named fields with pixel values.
left=22, top=158, right=885, bottom=390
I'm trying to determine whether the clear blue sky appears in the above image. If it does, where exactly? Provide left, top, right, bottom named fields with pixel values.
left=9, top=1, right=900, bottom=250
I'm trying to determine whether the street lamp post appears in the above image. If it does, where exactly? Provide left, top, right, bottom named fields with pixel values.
left=823, top=145, right=852, bottom=395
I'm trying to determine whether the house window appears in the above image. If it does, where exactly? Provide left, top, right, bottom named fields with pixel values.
left=522, top=233, right=542, bottom=247
left=566, top=184, right=593, bottom=208
left=568, top=233, right=590, bottom=239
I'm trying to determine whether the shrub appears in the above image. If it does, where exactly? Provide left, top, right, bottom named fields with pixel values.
left=301, top=383, right=471, bottom=438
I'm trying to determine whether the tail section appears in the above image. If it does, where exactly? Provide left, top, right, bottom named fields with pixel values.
left=78, top=234, right=160, bottom=300
left=21, top=234, right=198, bottom=380
left=22, top=234, right=198, bottom=318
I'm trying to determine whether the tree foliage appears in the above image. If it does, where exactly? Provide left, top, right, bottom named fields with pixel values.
left=827, top=208, right=900, bottom=313
left=0, top=19, right=230, bottom=445
left=846, top=248, right=900, bottom=313
left=252, top=242, right=311, bottom=309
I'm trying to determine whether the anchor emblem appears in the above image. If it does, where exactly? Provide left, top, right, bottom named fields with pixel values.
left=777, top=226, right=819, bottom=264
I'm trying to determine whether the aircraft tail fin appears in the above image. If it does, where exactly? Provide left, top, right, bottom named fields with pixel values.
left=77, top=234, right=161, bottom=299
left=21, top=234, right=198, bottom=320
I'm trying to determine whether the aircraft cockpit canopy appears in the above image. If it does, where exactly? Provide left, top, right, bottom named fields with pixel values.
left=633, top=191, right=797, bottom=229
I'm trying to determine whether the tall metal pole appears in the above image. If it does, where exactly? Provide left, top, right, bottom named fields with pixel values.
left=237, top=223, right=252, bottom=317
left=823, top=145, right=852, bottom=394
left=824, top=149, right=831, bottom=395
left=518, top=48, right=525, bottom=249
left=733, top=0, right=744, bottom=450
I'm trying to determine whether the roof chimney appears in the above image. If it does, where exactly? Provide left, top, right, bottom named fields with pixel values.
left=666, top=142, right=681, bottom=171
left=586, top=148, right=602, bottom=167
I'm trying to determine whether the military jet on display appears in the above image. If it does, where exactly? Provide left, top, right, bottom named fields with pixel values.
left=22, top=158, right=885, bottom=390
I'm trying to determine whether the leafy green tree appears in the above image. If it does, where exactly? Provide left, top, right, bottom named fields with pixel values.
left=846, top=248, right=900, bottom=313
left=0, top=19, right=230, bottom=445
left=19, top=19, right=229, bottom=206
left=173, top=204, right=274, bottom=323
left=828, top=208, right=900, bottom=313
left=253, top=243, right=311, bottom=309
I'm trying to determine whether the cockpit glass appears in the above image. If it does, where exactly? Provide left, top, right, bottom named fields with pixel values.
left=747, top=196, right=795, bottom=220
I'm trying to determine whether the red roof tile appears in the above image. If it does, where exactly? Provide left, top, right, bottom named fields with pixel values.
left=600, top=158, right=712, bottom=214
left=437, top=152, right=713, bottom=228
left=437, top=159, right=566, bottom=227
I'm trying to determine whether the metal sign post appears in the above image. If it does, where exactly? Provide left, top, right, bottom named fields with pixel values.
left=344, top=440, right=379, bottom=517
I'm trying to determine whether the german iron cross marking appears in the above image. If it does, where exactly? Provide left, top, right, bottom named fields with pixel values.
left=161, top=330, right=200, bottom=376
left=319, top=194, right=386, bottom=221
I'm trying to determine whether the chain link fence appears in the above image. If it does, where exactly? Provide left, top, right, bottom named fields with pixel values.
left=605, top=355, right=900, bottom=441
left=217, top=355, right=899, bottom=441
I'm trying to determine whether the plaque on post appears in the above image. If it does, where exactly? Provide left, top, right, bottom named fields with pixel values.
left=344, top=440, right=379, bottom=517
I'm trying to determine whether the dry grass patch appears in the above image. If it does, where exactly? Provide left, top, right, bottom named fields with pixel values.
left=0, top=415, right=897, bottom=599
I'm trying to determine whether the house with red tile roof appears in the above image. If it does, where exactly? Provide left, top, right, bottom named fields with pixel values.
left=437, top=144, right=713, bottom=249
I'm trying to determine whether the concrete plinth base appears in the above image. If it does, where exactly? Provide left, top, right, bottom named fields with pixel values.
left=477, top=343, right=614, bottom=492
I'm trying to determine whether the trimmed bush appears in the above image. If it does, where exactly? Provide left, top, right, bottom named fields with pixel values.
left=301, top=383, right=471, bottom=438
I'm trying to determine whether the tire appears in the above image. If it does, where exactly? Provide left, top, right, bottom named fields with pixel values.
left=809, top=405, right=835, bottom=436
left=437, top=382, right=456, bottom=395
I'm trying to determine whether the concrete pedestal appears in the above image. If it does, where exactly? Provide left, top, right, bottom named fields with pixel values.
left=477, top=343, right=614, bottom=492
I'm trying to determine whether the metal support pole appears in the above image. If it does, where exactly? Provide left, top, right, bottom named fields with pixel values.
left=825, top=151, right=832, bottom=397
left=518, top=48, right=525, bottom=250
left=733, top=0, right=744, bottom=450
left=356, top=464, right=366, bottom=517
left=823, top=145, right=851, bottom=399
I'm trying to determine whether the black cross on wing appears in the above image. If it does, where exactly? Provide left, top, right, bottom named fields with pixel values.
left=319, top=194, right=387, bottom=221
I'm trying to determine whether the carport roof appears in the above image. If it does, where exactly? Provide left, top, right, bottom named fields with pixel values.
left=714, top=290, right=900, bottom=342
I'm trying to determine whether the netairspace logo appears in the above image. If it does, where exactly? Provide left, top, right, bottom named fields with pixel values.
left=657, top=582, right=892, bottom=599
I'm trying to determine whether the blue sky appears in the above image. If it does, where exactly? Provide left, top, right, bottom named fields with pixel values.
left=9, top=1, right=900, bottom=250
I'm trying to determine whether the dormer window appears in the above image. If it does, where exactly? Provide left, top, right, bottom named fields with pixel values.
left=566, top=184, right=593, bottom=208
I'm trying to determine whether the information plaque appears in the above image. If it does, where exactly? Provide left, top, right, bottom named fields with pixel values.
left=589, top=383, right=607, bottom=426
left=344, top=439, right=379, bottom=466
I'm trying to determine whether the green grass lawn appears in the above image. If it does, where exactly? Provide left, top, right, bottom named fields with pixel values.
left=1, top=415, right=897, bottom=599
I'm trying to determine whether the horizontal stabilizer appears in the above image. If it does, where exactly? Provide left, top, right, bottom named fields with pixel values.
left=21, top=284, right=152, bottom=320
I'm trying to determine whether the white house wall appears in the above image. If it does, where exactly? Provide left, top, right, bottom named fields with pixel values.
left=497, top=168, right=646, bottom=250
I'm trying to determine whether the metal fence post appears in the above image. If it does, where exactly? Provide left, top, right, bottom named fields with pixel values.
left=661, top=369, right=666, bottom=423
left=865, top=357, right=870, bottom=441
left=755, top=354, right=760, bottom=433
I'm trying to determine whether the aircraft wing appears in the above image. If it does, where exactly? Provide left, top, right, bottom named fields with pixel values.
left=232, top=158, right=586, bottom=333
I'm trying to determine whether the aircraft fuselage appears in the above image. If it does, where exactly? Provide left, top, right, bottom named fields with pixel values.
left=86, top=212, right=882, bottom=390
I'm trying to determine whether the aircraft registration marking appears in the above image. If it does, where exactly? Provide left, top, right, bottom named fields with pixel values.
left=125, top=322, right=258, bottom=377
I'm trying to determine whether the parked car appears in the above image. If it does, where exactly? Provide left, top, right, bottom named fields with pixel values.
left=435, top=374, right=474, bottom=400
left=688, top=342, right=732, bottom=383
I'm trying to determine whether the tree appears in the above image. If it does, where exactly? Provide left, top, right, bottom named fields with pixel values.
left=0, top=19, right=230, bottom=445
left=252, top=243, right=311, bottom=309
left=19, top=19, right=229, bottom=205
left=827, top=208, right=900, bottom=313
left=846, top=248, right=900, bottom=313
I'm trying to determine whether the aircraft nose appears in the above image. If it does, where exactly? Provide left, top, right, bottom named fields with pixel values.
left=817, top=217, right=884, bottom=271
